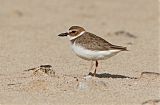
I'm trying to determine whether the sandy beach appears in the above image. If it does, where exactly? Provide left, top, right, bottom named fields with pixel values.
left=0, top=0, right=159, bottom=105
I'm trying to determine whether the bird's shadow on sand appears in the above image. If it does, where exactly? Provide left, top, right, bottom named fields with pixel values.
left=88, top=72, right=137, bottom=79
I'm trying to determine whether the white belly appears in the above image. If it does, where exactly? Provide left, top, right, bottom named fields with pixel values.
left=71, top=43, right=121, bottom=61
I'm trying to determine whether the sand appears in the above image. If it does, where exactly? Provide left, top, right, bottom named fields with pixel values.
left=0, top=0, right=159, bottom=105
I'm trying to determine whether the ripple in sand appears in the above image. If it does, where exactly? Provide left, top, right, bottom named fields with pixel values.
left=139, top=72, right=160, bottom=80
left=142, top=99, right=160, bottom=105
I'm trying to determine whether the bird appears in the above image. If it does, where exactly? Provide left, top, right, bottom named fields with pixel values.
left=58, top=26, right=127, bottom=76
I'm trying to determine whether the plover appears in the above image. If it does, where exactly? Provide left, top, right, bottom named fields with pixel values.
left=58, top=26, right=127, bottom=76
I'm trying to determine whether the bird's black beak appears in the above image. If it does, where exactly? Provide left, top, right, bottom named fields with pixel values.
left=58, top=32, right=68, bottom=37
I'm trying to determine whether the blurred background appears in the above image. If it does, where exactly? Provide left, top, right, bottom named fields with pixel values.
left=0, top=0, right=159, bottom=105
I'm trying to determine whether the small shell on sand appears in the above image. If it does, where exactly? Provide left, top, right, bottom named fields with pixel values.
left=76, top=77, right=108, bottom=91
left=24, top=65, right=55, bottom=77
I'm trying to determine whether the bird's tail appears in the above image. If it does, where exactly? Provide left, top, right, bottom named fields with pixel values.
left=110, top=45, right=128, bottom=51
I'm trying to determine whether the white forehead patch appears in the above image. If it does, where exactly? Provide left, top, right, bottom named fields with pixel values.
left=68, top=31, right=85, bottom=40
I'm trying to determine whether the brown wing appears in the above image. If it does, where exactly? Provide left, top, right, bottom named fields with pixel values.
left=75, top=32, right=127, bottom=51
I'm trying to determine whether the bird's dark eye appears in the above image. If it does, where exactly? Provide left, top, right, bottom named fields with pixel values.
left=72, top=31, right=76, bottom=33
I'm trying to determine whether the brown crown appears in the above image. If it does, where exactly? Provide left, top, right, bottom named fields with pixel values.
left=69, top=26, right=85, bottom=32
